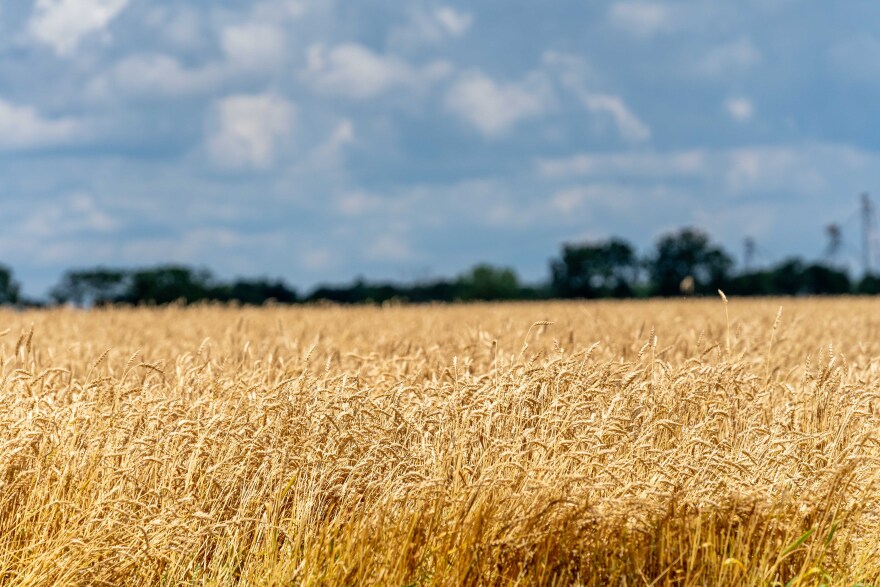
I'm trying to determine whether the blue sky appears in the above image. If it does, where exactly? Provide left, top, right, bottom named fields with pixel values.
left=1, top=0, right=878, bottom=295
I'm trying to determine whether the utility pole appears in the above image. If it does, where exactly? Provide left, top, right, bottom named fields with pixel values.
left=862, top=193, right=874, bottom=275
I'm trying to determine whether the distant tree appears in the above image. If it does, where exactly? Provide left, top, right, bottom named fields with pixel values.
left=455, top=264, right=521, bottom=301
left=406, top=279, right=459, bottom=303
left=121, top=266, right=214, bottom=305
left=0, top=264, right=20, bottom=305
left=761, top=259, right=850, bottom=296
left=725, top=270, right=775, bottom=296
left=307, top=278, right=398, bottom=304
left=648, top=228, right=734, bottom=296
left=219, top=279, right=298, bottom=305
left=857, top=273, right=880, bottom=295
left=550, top=238, right=638, bottom=298
left=801, top=263, right=850, bottom=295
left=50, top=268, right=129, bottom=306
left=767, top=259, right=805, bottom=295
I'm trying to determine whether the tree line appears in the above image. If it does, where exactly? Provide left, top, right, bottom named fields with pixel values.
left=0, top=227, right=877, bottom=307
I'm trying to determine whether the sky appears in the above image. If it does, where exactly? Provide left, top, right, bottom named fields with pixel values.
left=1, top=0, right=879, bottom=296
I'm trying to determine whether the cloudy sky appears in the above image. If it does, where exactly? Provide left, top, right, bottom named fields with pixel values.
left=1, top=0, right=878, bottom=295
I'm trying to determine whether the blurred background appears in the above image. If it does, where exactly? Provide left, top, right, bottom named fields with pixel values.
left=1, top=1, right=879, bottom=302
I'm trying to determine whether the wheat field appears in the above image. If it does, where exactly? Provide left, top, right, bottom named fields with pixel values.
left=0, top=298, right=878, bottom=585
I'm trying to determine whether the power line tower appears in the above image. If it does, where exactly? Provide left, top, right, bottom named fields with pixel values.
left=825, top=223, right=842, bottom=266
left=743, top=237, right=756, bottom=272
left=862, top=193, right=875, bottom=275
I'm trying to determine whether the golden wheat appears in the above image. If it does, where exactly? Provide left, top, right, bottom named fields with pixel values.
left=0, top=298, right=878, bottom=585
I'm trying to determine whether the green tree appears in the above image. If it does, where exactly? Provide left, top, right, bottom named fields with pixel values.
left=857, top=273, right=880, bottom=295
left=50, top=268, right=129, bottom=306
left=0, top=264, right=20, bottom=305
left=217, top=279, right=299, bottom=305
left=801, top=263, right=850, bottom=294
left=550, top=238, right=638, bottom=298
left=649, top=228, right=733, bottom=296
left=122, top=266, right=215, bottom=305
left=455, top=264, right=521, bottom=301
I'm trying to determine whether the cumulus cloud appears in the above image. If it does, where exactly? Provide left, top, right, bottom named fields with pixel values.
left=144, top=5, right=205, bottom=51
left=366, top=234, right=414, bottom=261
left=607, top=1, right=673, bottom=38
left=21, top=193, right=119, bottom=239
left=543, top=51, right=650, bottom=143
left=538, top=150, right=706, bottom=178
left=0, top=99, right=81, bottom=150
left=115, top=228, right=285, bottom=269
left=696, top=39, right=761, bottom=77
left=28, top=0, right=130, bottom=56
left=540, top=144, right=858, bottom=203
left=435, top=7, right=473, bottom=36
left=309, top=120, right=355, bottom=167
left=304, top=43, right=451, bottom=99
left=337, top=190, right=382, bottom=216
left=221, top=23, right=288, bottom=71
left=724, top=97, right=754, bottom=122
left=388, top=5, right=473, bottom=49
left=301, top=248, right=333, bottom=270
left=721, top=146, right=831, bottom=194
left=251, top=0, right=307, bottom=21
left=547, top=185, right=649, bottom=219
left=207, top=93, right=295, bottom=170
left=91, top=21, right=288, bottom=100
left=581, top=93, right=651, bottom=142
left=444, top=71, right=550, bottom=137
left=89, top=53, right=224, bottom=98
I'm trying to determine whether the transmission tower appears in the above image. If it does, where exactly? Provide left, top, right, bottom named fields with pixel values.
left=862, top=193, right=875, bottom=274
left=825, top=223, right=842, bottom=266
left=743, top=237, right=756, bottom=272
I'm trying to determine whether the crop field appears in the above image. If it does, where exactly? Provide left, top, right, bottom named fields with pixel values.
left=0, top=298, right=879, bottom=585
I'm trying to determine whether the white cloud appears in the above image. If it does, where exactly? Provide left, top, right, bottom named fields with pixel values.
left=581, top=93, right=651, bottom=142
left=90, top=21, right=288, bottom=100
left=309, top=120, right=355, bottom=167
left=117, top=229, right=285, bottom=268
left=550, top=187, right=587, bottom=214
left=608, top=1, right=673, bottom=38
left=21, top=193, right=118, bottom=239
left=0, top=99, right=81, bottom=150
left=696, top=39, right=761, bottom=77
left=547, top=185, right=648, bottom=218
left=304, top=43, right=450, bottom=99
left=445, top=71, right=550, bottom=137
left=29, top=0, right=130, bottom=56
left=252, top=0, right=307, bottom=21
left=542, top=51, right=650, bottom=143
left=538, top=150, right=706, bottom=178
left=337, top=190, right=382, bottom=216
left=207, top=93, right=295, bottom=170
left=389, top=5, right=473, bottom=49
left=723, top=147, right=827, bottom=193
left=301, top=249, right=333, bottom=270
left=542, top=51, right=598, bottom=90
left=144, top=6, right=205, bottom=51
left=540, top=144, right=857, bottom=201
left=221, top=23, right=288, bottom=71
left=90, top=53, right=224, bottom=98
left=435, top=7, right=473, bottom=36
left=724, top=97, right=754, bottom=122
left=366, top=234, right=413, bottom=261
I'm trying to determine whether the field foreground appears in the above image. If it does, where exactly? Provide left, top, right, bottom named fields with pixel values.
left=1, top=298, right=879, bottom=585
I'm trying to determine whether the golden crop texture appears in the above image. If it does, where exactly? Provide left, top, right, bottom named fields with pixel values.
left=0, top=298, right=879, bottom=586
